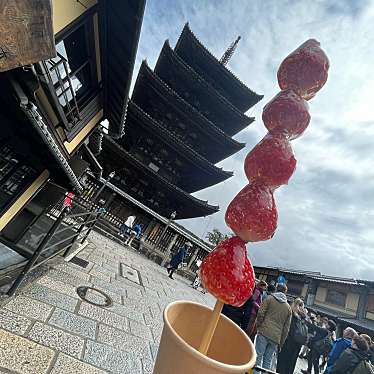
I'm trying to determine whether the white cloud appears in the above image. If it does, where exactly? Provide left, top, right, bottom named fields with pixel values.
left=133, top=0, right=374, bottom=278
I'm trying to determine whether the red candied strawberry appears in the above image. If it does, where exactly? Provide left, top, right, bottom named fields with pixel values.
left=262, top=89, right=311, bottom=140
left=200, top=236, right=255, bottom=307
left=277, top=39, right=329, bottom=100
left=225, top=184, right=278, bottom=242
left=244, top=133, right=296, bottom=188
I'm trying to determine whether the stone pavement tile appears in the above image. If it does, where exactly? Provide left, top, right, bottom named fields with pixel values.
left=0, top=329, right=54, bottom=374
left=47, top=269, right=91, bottom=286
left=87, top=255, right=103, bottom=265
left=88, top=286, right=122, bottom=305
left=37, top=276, right=81, bottom=299
left=0, top=309, right=32, bottom=335
left=92, top=277, right=126, bottom=297
left=23, top=284, right=78, bottom=312
left=50, top=353, right=108, bottom=374
left=142, top=359, right=155, bottom=374
left=78, top=303, right=127, bottom=331
left=84, top=340, right=143, bottom=374
left=102, top=262, right=119, bottom=273
left=28, top=322, right=84, bottom=358
left=129, top=319, right=153, bottom=340
left=91, top=266, right=115, bottom=277
left=143, top=287, right=159, bottom=299
left=125, top=286, right=142, bottom=298
left=97, top=324, right=152, bottom=360
left=150, top=342, right=159, bottom=361
left=5, top=295, right=53, bottom=322
left=88, top=270, right=111, bottom=283
left=49, top=308, right=96, bottom=339
left=109, top=303, right=145, bottom=324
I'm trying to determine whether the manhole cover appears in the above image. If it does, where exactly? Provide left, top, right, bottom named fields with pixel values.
left=120, top=264, right=142, bottom=285
left=76, top=286, right=112, bottom=307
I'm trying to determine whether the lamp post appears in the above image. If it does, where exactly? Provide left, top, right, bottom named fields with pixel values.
left=92, top=171, right=115, bottom=204
left=155, top=210, right=177, bottom=249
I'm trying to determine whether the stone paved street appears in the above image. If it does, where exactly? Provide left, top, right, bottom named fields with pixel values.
left=0, top=231, right=215, bottom=373
left=0, top=231, right=311, bottom=374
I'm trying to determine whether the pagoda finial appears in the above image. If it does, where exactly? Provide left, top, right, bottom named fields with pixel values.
left=220, top=36, right=241, bottom=66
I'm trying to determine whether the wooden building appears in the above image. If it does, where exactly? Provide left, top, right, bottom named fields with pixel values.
left=99, top=23, right=263, bottom=219
left=254, top=266, right=374, bottom=337
left=0, top=0, right=145, bottom=285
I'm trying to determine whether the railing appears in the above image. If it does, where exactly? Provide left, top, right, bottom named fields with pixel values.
left=6, top=197, right=103, bottom=296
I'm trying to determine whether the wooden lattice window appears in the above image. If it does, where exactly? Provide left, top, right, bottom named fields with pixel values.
left=326, top=289, right=347, bottom=307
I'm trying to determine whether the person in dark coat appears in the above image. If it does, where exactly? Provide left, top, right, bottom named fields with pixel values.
left=167, top=242, right=191, bottom=279
left=330, top=335, right=370, bottom=373
left=222, top=296, right=253, bottom=331
left=277, top=298, right=307, bottom=374
left=302, top=319, right=336, bottom=374
left=324, top=327, right=357, bottom=373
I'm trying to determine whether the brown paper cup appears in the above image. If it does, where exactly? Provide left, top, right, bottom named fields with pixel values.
left=153, top=300, right=256, bottom=374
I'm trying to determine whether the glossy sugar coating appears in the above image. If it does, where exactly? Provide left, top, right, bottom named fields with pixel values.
left=277, top=39, right=329, bottom=101
left=244, top=133, right=296, bottom=188
left=262, top=89, right=311, bottom=140
left=200, top=236, right=255, bottom=307
left=225, top=184, right=278, bottom=242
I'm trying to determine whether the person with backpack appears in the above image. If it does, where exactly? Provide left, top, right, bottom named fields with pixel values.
left=302, top=319, right=337, bottom=374
left=325, top=327, right=357, bottom=373
left=277, top=298, right=308, bottom=374
left=254, top=283, right=292, bottom=373
left=330, top=335, right=373, bottom=374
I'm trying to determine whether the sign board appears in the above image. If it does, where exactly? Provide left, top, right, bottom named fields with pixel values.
left=0, top=0, right=56, bottom=72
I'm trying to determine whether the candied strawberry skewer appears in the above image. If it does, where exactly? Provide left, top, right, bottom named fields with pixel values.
left=198, top=39, right=329, bottom=356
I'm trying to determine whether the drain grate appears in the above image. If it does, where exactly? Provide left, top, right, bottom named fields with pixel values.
left=76, top=286, right=113, bottom=307
left=120, top=263, right=142, bottom=286
left=69, top=256, right=89, bottom=268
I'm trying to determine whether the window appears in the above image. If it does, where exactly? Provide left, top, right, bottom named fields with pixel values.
left=326, top=289, right=347, bottom=307
left=42, top=17, right=97, bottom=131
left=366, top=295, right=374, bottom=314
left=287, top=281, right=303, bottom=296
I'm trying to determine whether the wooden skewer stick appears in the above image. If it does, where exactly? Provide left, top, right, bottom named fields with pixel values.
left=198, top=299, right=224, bottom=355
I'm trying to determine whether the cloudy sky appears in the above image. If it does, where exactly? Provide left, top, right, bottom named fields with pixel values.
left=132, top=0, right=374, bottom=279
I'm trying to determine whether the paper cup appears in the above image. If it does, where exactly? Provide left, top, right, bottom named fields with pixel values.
left=153, top=300, right=256, bottom=374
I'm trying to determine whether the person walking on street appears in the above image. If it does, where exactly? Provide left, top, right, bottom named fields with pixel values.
left=277, top=298, right=308, bottom=374
left=301, top=319, right=336, bottom=374
left=324, top=327, right=357, bottom=373
left=254, top=283, right=292, bottom=373
left=246, top=280, right=268, bottom=341
left=330, top=335, right=372, bottom=373
left=167, top=242, right=191, bottom=279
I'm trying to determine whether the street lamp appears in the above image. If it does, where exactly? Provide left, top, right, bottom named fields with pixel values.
left=155, top=210, right=177, bottom=248
left=92, top=170, right=115, bottom=203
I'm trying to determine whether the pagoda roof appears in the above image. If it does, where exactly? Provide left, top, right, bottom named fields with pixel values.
left=155, top=41, right=254, bottom=136
left=103, top=136, right=219, bottom=219
left=124, top=102, right=233, bottom=193
left=132, top=61, right=245, bottom=163
left=175, top=23, right=263, bottom=112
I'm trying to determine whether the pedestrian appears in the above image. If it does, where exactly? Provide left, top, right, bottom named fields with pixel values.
left=167, top=242, right=191, bottom=279
left=125, top=223, right=142, bottom=246
left=301, top=319, right=336, bottom=374
left=119, top=215, right=136, bottom=237
left=262, top=284, right=276, bottom=300
left=324, top=327, right=357, bottom=373
left=246, top=280, right=268, bottom=341
left=330, top=335, right=372, bottom=373
left=222, top=294, right=253, bottom=332
left=300, top=313, right=317, bottom=359
left=277, top=298, right=308, bottom=374
left=191, top=259, right=202, bottom=289
left=254, top=283, right=292, bottom=373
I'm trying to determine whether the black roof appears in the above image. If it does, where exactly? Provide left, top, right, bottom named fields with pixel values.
left=155, top=41, right=255, bottom=136
left=99, top=0, right=146, bottom=138
left=175, top=23, right=263, bottom=112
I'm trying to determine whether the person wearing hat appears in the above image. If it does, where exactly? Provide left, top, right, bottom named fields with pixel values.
left=167, top=242, right=192, bottom=279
